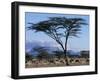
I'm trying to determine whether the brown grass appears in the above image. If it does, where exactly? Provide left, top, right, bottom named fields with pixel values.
left=25, top=57, right=89, bottom=68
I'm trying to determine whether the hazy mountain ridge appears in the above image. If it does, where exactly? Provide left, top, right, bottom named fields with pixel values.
left=25, top=41, right=81, bottom=56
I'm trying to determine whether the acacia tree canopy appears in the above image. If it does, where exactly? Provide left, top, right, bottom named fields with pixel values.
left=28, top=17, right=87, bottom=51
left=28, top=17, right=87, bottom=65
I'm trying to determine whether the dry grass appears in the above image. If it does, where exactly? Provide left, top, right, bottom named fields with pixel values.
left=25, top=57, right=89, bottom=68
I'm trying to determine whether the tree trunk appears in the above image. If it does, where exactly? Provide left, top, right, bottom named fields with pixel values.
left=64, top=50, right=69, bottom=65
left=64, top=33, right=69, bottom=66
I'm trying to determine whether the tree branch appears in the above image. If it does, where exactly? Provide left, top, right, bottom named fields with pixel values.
left=45, top=30, right=65, bottom=51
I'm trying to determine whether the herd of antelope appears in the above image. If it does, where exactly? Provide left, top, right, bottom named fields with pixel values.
left=26, top=57, right=89, bottom=68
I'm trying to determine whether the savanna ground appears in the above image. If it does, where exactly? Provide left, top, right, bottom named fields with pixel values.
left=25, top=57, right=89, bottom=68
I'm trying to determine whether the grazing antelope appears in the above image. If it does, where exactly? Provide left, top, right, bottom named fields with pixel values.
left=75, top=59, right=80, bottom=63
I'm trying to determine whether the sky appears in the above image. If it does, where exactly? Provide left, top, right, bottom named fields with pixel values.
left=25, top=12, right=89, bottom=51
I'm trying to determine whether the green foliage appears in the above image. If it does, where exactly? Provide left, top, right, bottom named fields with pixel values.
left=28, top=17, right=87, bottom=38
left=34, top=47, right=50, bottom=60
left=53, top=50, right=65, bottom=59
left=25, top=53, right=33, bottom=62
left=80, top=50, right=89, bottom=58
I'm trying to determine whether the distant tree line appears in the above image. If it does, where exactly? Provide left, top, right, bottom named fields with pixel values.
left=26, top=47, right=89, bottom=62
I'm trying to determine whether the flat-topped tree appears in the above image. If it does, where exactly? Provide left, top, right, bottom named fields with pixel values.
left=28, top=17, right=87, bottom=65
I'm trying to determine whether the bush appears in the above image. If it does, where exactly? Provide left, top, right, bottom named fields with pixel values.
left=25, top=53, right=33, bottom=62
left=53, top=50, right=65, bottom=59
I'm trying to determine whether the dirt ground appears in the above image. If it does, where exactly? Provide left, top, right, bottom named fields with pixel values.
left=25, top=57, right=89, bottom=68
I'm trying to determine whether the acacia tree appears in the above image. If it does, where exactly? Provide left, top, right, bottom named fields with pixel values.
left=28, top=17, right=87, bottom=65
left=33, top=47, right=50, bottom=60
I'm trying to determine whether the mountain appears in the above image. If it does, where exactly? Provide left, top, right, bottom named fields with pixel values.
left=26, top=41, right=81, bottom=56
left=25, top=41, right=41, bottom=52
left=25, top=41, right=59, bottom=55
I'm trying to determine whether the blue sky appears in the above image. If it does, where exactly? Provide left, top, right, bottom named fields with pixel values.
left=25, top=12, right=89, bottom=51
